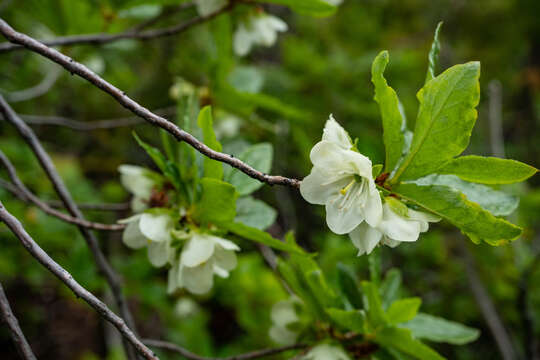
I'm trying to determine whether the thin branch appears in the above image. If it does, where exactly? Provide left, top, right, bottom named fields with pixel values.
left=0, top=94, right=138, bottom=359
left=0, top=150, right=125, bottom=231
left=17, top=106, right=175, bottom=130
left=2, top=66, right=61, bottom=102
left=0, top=281, right=37, bottom=360
left=143, top=339, right=306, bottom=360
left=0, top=202, right=158, bottom=360
left=0, top=19, right=301, bottom=189
left=0, top=4, right=233, bottom=53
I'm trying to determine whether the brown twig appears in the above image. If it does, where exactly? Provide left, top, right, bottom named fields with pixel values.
left=0, top=94, right=138, bottom=359
left=143, top=339, right=307, bottom=360
left=0, top=19, right=301, bottom=189
left=0, top=202, right=157, bottom=360
left=0, top=4, right=232, bottom=53
left=0, top=150, right=125, bottom=231
left=0, top=281, right=37, bottom=360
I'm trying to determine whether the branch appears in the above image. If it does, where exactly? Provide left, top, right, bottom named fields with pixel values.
left=0, top=19, right=301, bottom=189
left=0, top=4, right=233, bottom=53
left=0, top=202, right=158, bottom=360
left=0, top=94, right=138, bottom=359
left=17, top=106, right=175, bottom=130
left=0, top=281, right=37, bottom=360
left=2, top=66, right=61, bottom=102
left=0, top=150, right=125, bottom=231
left=143, top=339, right=307, bottom=360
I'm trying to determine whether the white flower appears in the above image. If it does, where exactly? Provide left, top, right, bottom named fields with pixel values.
left=324, top=0, right=343, bottom=5
left=349, top=197, right=441, bottom=255
left=120, top=211, right=175, bottom=267
left=233, top=14, right=288, bottom=56
left=194, top=0, right=227, bottom=16
left=300, top=116, right=383, bottom=235
left=168, top=232, right=240, bottom=295
left=269, top=297, right=302, bottom=345
left=118, top=165, right=157, bottom=212
left=302, top=344, right=351, bottom=360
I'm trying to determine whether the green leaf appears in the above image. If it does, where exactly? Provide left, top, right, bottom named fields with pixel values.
left=402, top=313, right=480, bottom=345
left=197, top=106, right=223, bottom=179
left=414, top=174, right=519, bottom=216
left=392, top=62, right=481, bottom=182
left=438, top=155, right=537, bottom=184
left=193, top=178, right=237, bottom=225
left=425, top=22, right=443, bottom=84
left=276, top=259, right=321, bottom=317
left=337, top=263, right=363, bottom=309
left=375, top=327, right=445, bottom=360
left=133, top=132, right=167, bottom=172
left=261, top=0, right=336, bottom=17
left=222, top=222, right=305, bottom=255
left=362, top=281, right=388, bottom=327
left=387, top=298, right=421, bottom=324
left=380, top=269, right=402, bottom=310
left=395, top=182, right=522, bottom=245
left=326, top=308, right=367, bottom=333
left=373, top=164, right=384, bottom=178
left=371, top=51, right=405, bottom=173
left=368, top=248, right=382, bottom=284
left=224, top=143, right=273, bottom=195
left=235, top=196, right=277, bottom=230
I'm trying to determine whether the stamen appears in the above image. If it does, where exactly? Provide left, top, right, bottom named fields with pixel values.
left=340, top=178, right=356, bottom=195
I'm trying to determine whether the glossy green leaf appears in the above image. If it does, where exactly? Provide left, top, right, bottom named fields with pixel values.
left=395, top=182, right=522, bottom=245
left=392, top=62, right=481, bottom=182
left=438, top=155, right=537, bottom=184
left=197, top=106, right=223, bottom=179
left=261, top=0, right=336, bottom=17
left=362, top=281, right=388, bottom=327
left=224, top=143, right=273, bottom=195
left=387, top=298, right=421, bottom=324
left=425, top=22, right=443, bottom=84
left=375, top=327, right=445, bottom=360
left=372, top=51, right=405, bottom=173
left=337, top=263, right=363, bottom=309
left=193, top=178, right=237, bottom=225
left=133, top=132, right=167, bottom=172
left=380, top=268, right=402, bottom=310
left=402, top=313, right=480, bottom=345
left=235, top=196, right=277, bottom=230
left=326, top=308, right=367, bottom=333
left=222, top=222, right=305, bottom=255
left=414, top=174, right=518, bottom=216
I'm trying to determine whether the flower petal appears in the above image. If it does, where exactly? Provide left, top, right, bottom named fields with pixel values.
left=233, top=24, right=253, bottom=56
left=147, top=240, right=171, bottom=267
left=180, top=233, right=215, bottom=268
left=181, top=261, right=214, bottom=295
left=349, top=222, right=382, bottom=256
left=300, top=167, right=350, bottom=205
left=119, top=165, right=154, bottom=199
left=325, top=194, right=365, bottom=234
left=271, top=300, right=298, bottom=326
left=212, top=236, right=240, bottom=251
left=379, top=203, right=422, bottom=242
left=214, top=247, right=238, bottom=271
left=122, top=216, right=146, bottom=249
left=322, top=115, right=352, bottom=149
left=167, top=260, right=181, bottom=294
left=363, top=183, right=383, bottom=227
left=269, top=325, right=298, bottom=346
left=139, top=212, right=173, bottom=242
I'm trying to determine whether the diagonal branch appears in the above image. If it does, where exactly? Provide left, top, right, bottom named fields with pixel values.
left=0, top=94, right=138, bottom=359
left=0, top=281, right=37, bottom=360
left=0, top=3, right=232, bottom=53
left=143, top=339, right=307, bottom=360
left=0, top=201, right=158, bottom=360
left=0, top=19, right=301, bottom=189
left=0, top=149, right=125, bottom=231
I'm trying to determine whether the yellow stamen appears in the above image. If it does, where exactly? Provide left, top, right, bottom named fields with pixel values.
left=340, top=179, right=356, bottom=195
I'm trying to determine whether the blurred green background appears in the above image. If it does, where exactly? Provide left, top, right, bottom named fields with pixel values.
left=0, top=0, right=539, bottom=359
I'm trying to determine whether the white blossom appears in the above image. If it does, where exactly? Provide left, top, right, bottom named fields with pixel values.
left=120, top=211, right=175, bottom=267
left=324, top=0, right=343, bottom=5
left=194, top=0, right=227, bottom=16
left=349, top=197, right=441, bottom=255
left=233, top=14, right=288, bottom=56
left=118, top=165, right=157, bottom=212
left=168, top=232, right=240, bottom=295
left=300, top=115, right=383, bottom=235
left=302, top=344, right=351, bottom=360
left=269, top=297, right=302, bottom=345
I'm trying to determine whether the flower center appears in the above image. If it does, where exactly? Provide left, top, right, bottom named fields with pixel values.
left=339, top=175, right=363, bottom=195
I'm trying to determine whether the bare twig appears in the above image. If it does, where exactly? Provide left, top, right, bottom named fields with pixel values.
left=0, top=281, right=37, bottom=360
left=0, top=202, right=158, bottom=360
left=143, top=339, right=306, bottom=360
left=18, top=106, right=175, bottom=130
left=0, top=4, right=233, bottom=53
left=0, top=95, right=138, bottom=359
left=0, top=150, right=125, bottom=231
left=0, top=19, right=301, bottom=189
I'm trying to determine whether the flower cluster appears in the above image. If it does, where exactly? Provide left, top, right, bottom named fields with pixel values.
left=300, top=117, right=440, bottom=255
left=119, top=165, right=240, bottom=295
